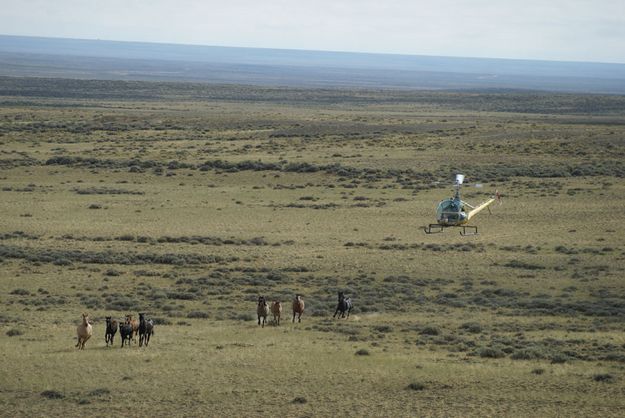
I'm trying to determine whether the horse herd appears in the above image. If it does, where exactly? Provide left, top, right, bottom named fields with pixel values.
left=75, top=312, right=154, bottom=350
left=75, top=292, right=353, bottom=349
left=256, top=292, right=353, bottom=328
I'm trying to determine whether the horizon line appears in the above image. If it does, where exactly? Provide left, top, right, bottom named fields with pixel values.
left=2, top=32, right=625, bottom=67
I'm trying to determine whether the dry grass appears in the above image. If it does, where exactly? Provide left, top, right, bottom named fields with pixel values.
left=1, top=78, right=625, bottom=416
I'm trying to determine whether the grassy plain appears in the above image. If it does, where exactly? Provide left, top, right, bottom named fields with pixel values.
left=1, top=77, right=625, bottom=417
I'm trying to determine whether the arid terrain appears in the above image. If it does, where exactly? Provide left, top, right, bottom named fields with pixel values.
left=1, top=76, right=624, bottom=417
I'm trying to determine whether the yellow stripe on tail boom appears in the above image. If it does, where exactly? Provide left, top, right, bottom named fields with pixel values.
left=467, top=198, right=495, bottom=220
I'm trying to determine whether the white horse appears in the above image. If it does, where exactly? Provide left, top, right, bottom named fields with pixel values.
left=76, top=313, right=93, bottom=350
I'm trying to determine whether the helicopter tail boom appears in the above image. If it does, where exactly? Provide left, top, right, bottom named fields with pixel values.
left=467, top=198, right=496, bottom=220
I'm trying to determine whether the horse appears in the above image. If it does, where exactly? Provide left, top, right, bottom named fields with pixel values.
left=333, top=291, right=353, bottom=319
left=138, top=313, right=154, bottom=347
left=125, top=314, right=139, bottom=343
left=292, top=295, right=305, bottom=323
left=119, top=322, right=133, bottom=347
left=270, top=301, right=282, bottom=325
left=75, top=313, right=93, bottom=350
left=257, top=296, right=269, bottom=328
left=104, top=316, right=117, bottom=347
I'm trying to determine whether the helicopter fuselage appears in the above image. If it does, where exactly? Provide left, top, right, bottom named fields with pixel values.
left=435, top=197, right=469, bottom=226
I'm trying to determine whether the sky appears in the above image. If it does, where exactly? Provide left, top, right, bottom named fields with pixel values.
left=1, top=0, right=625, bottom=64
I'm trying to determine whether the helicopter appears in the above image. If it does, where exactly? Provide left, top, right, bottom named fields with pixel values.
left=423, top=174, right=500, bottom=236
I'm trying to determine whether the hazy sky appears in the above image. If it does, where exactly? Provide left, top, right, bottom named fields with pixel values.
left=2, top=0, right=625, bottom=63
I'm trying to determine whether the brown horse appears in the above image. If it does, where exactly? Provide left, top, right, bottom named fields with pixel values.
left=292, top=295, right=305, bottom=323
left=271, top=301, right=282, bottom=325
left=125, top=314, right=139, bottom=343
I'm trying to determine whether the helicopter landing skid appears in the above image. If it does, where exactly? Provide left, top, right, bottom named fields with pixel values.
left=423, top=224, right=444, bottom=234
left=459, top=225, right=478, bottom=236
left=423, top=224, right=479, bottom=235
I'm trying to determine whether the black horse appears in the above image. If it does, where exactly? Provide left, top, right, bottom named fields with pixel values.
left=257, top=296, right=269, bottom=327
left=138, top=313, right=154, bottom=347
left=119, top=322, right=133, bottom=348
left=104, top=316, right=118, bottom=347
left=333, top=291, right=353, bottom=319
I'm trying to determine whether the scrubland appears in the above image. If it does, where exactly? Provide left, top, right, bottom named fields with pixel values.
left=1, top=77, right=624, bottom=416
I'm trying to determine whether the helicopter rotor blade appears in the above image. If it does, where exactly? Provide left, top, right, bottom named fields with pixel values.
left=462, top=200, right=475, bottom=209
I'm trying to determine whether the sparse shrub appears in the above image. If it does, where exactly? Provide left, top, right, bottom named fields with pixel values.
left=105, top=297, right=137, bottom=311
left=10, top=288, right=30, bottom=296
left=355, top=349, right=370, bottom=356
left=187, top=311, right=209, bottom=319
left=460, top=322, right=482, bottom=333
left=88, top=204, right=102, bottom=209
left=41, top=390, right=64, bottom=399
left=81, top=296, right=103, bottom=310
left=601, top=353, right=625, bottom=362
left=373, top=325, right=393, bottom=333
left=532, top=368, right=545, bottom=375
left=6, top=328, right=23, bottom=337
left=492, top=288, right=519, bottom=297
left=406, top=382, right=426, bottom=391
left=292, top=397, right=307, bottom=404
left=420, top=326, right=440, bottom=336
left=248, top=237, right=267, bottom=246
left=511, top=348, right=544, bottom=360
left=476, top=347, right=506, bottom=359
left=504, top=260, right=545, bottom=270
left=167, top=291, right=197, bottom=300
left=593, top=373, right=614, bottom=382
left=74, top=187, right=143, bottom=196
left=88, top=388, right=110, bottom=397
left=550, top=353, right=569, bottom=364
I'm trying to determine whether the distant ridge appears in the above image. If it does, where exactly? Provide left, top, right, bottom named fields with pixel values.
left=1, top=34, right=625, bottom=94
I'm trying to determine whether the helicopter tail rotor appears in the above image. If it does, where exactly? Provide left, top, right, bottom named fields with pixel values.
left=455, top=174, right=465, bottom=185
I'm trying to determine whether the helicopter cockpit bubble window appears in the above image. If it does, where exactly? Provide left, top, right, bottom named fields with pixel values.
left=436, top=199, right=466, bottom=223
